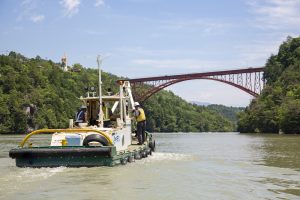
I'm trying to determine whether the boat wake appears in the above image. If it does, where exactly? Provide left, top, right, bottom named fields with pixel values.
left=136, top=152, right=198, bottom=165
left=0, top=166, right=67, bottom=198
left=15, top=166, right=67, bottom=180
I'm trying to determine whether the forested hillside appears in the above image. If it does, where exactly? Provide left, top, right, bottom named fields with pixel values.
left=144, top=94, right=234, bottom=132
left=191, top=102, right=244, bottom=130
left=238, top=36, right=300, bottom=134
left=207, top=104, right=244, bottom=125
left=0, top=52, right=235, bottom=134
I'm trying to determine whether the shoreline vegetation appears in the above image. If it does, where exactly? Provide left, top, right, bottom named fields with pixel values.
left=0, top=52, right=239, bottom=134
left=237, top=36, right=300, bottom=134
left=1, top=36, right=299, bottom=135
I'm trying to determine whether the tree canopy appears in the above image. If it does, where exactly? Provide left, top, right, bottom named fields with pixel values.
left=0, top=52, right=237, bottom=134
left=237, top=36, right=300, bottom=134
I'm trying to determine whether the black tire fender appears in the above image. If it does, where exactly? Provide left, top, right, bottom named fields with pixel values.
left=121, top=158, right=127, bottom=165
left=134, top=152, right=141, bottom=160
left=149, top=140, right=156, bottom=152
left=83, top=134, right=109, bottom=146
left=146, top=149, right=151, bottom=155
left=128, top=156, right=134, bottom=163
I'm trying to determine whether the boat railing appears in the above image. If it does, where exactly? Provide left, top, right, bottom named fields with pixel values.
left=19, top=128, right=113, bottom=147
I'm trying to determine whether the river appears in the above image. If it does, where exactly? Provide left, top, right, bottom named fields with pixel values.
left=0, top=133, right=299, bottom=200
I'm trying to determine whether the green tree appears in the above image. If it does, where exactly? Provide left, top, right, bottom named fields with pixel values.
left=0, top=52, right=237, bottom=134
left=238, top=36, right=300, bottom=134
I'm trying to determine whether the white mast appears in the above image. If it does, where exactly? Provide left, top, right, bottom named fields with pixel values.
left=97, top=55, right=104, bottom=128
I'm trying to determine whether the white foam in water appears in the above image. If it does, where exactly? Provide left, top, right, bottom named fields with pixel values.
left=17, top=166, right=67, bottom=180
left=136, top=152, right=197, bottom=164
left=152, top=152, right=195, bottom=161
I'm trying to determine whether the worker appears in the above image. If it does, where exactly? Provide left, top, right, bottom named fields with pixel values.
left=133, top=102, right=146, bottom=145
left=75, top=105, right=87, bottom=124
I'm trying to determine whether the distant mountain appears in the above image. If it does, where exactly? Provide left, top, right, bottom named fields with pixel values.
left=190, top=101, right=244, bottom=126
left=190, top=101, right=211, bottom=106
left=207, top=104, right=244, bottom=124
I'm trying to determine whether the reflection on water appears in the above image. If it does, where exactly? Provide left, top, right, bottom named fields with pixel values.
left=259, top=135, right=300, bottom=170
left=0, top=133, right=299, bottom=200
left=251, top=134, right=300, bottom=197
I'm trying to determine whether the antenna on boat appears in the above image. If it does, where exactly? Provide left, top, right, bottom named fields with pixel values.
left=97, top=55, right=104, bottom=128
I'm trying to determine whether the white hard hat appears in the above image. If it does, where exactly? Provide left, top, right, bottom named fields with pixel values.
left=134, top=102, right=140, bottom=107
left=80, top=105, right=87, bottom=109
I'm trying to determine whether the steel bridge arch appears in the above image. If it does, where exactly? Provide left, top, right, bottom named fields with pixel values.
left=135, top=77, right=260, bottom=103
left=118, top=67, right=265, bottom=103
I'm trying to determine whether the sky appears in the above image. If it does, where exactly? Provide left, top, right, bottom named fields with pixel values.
left=0, top=0, right=299, bottom=107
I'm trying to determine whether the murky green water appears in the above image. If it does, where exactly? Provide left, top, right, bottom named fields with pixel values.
left=1, top=133, right=299, bottom=200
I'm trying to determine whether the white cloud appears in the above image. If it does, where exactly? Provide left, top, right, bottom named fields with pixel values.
left=18, top=0, right=45, bottom=23
left=248, top=0, right=300, bottom=29
left=234, top=32, right=300, bottom=66
left=114, top=46, right=210, bottom=58
left=30, top=14, right=45, bottom=23
left=234, top=40, right=279, bottom=65
left=84, top=29, right=105, bottom=35
left=18, top=0, right=34, bottom=19
left=131, top=58, right=232, bottom=71
left=158, top=19, right=232, bottom=35
left=60, top=0, right=80, bottom=18
left=21, top=0, right=34, bottom=6
left=95, top=0, right=105, bottom=7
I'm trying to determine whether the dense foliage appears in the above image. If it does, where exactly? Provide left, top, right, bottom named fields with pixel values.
left=144, top=93, right=235, bottom=132
left=0, top=52, right=119, bottom=134
left=0, top=52, right=236, bottom=134
left=238, top=36, right=300, bottom=134
left=206, top=104, right=244, bottom=125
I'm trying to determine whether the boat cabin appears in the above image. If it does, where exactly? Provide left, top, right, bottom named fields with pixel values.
left=75, top=81, right=134, bottom=130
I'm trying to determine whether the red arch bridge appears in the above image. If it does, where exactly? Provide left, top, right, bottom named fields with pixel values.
left=117, top=67, right=265, bottom=103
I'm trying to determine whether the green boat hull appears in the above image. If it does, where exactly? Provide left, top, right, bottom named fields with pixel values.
left=10, top=145, right=152, bottom=168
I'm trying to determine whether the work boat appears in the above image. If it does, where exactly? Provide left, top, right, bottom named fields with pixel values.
left=9, top=64, right=155, bottom=167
